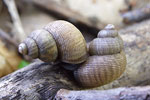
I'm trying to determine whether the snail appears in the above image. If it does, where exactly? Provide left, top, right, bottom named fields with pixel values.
left=18, top=20, right=126, bottom=88
left=18, top=20, right=88, bottom=64
left=74, top=24, right=126, bottom=88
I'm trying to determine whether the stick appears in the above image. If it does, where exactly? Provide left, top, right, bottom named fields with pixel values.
left=122, top=4, right=150, bottom=24
left=0, top=61, right=150, bottom=100
left=0, top=29, right=18, bottom=47
left=0, top=61, right=79, bottom=100
left=55, top=86, right=150, bottom=100
left=3, top=0, right=26, bottom=42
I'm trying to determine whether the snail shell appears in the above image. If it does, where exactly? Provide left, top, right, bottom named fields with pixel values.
left=18, top=20, right=88, bottom=64
left=74, top=24, right=126, bottom=88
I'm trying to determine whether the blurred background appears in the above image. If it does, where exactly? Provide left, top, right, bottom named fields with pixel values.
left=0, top=0, right=149, bottom=78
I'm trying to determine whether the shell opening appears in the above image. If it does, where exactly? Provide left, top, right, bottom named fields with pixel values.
left=18, top=43, right=28, bottom=55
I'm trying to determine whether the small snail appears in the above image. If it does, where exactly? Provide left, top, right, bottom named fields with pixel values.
left=74, top=24, right=126, bottom=88
left=18, top=20, right=88, bottom=64
left=18, top=21, right=126, bottom=88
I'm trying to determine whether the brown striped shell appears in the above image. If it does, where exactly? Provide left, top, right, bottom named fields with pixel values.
left=18, top=20, right=88, bottom=64
left=74, top=24, right=126, bottom=88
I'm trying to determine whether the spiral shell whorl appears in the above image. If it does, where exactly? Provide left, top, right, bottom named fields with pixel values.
left=18, top=29, right=58, bottom=62
left=89, top=25, right=123, bottom=55
left=74, top=24, right=126, bottom=88
left=18, top=43, right=28, bottom=55
left=74, top=51, right=126, bottom=88
left=44, top=20, right=87, bottom=64
left=18, top=38, right=39, bottom=59
left=29, top=29, right=58, bottom=62
left=98, top=24, right=118, bottom=38
left=18, top=20, right=87, bottom=64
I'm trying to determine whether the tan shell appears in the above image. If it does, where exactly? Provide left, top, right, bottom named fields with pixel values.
left=29, top=29, right=58, bottom=62
left=98, top=24, right=118, bottom=38
left=18, top=29, right=58, bottom=62
left=23, top=38, right=38, bottom=58
left=89, top=37, right=123, bottom=55
left=98, top=29, right=118, bottom=38
left=44, top=20, right=87, bottom=64
left=74, top=51, right=126, bottom=88
left=18, top=20, right=87, bottom=64
left=74, top=24, right=126, bottom=88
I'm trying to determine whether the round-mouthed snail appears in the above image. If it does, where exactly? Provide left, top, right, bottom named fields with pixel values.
left=74, top=24, right=126, bottom=88
left=18, top=20, right=88, bottom=64
left=18, top=21, right=126, bottom=88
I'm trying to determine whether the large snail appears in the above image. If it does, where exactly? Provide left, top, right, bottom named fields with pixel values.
left=18, top=20, right=126, bottom=88
left=74, top=24, right=126, bottom=88
left=18, top=20, right=88, bottom=64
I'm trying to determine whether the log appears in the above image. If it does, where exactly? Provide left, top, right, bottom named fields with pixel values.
left=4, top=0, right=26, bottom=42
left=0, top=61, right=150, bottom=100
left=55, top=86, right=150, bottom=100
left=0, top=61, right=79, bottom=100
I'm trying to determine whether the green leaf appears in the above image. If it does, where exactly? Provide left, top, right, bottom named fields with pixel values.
left=18, top=60, right=30, bottom=69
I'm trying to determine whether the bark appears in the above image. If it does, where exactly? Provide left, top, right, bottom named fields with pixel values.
left=55, top=86, right=150, bottom=100
left=0, top=61, right=150, bottom=100
left=0, top=61, right=79, bottom=100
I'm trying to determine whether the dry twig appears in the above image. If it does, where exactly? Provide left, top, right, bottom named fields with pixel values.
left=55, top=86, right=150, bottom=100
left=3, top=0, right=26, bottom=42
left=0, top=29, right=18, bottom=47
left=122, top=4, right=150, bottom=24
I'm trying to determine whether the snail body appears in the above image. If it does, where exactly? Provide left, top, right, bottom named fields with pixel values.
left=18, top=20, right=88, bottom=64
left=74, top=24, right=126, bottom=88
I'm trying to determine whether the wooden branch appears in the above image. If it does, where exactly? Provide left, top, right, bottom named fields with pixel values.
left=55, top=86, right=150, bottom=100
left=4, top=0, right=26, bottom=42
left=122, top=4, right=150, bottom=24
left=0, top=61, right=79, bottom=100
left=0, top=61, right=150, bottom=100
left=0, top=29, right=18, bottom=48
